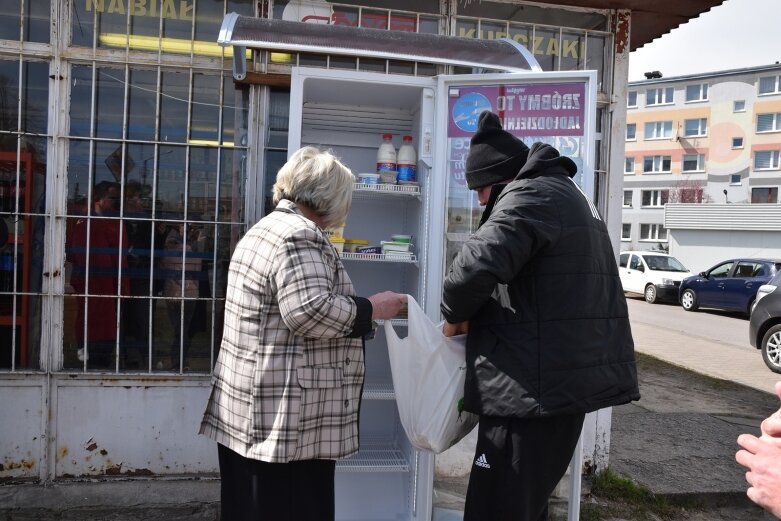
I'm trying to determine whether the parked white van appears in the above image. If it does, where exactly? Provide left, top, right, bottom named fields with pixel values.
left=619, top=251, right=692, bottom=304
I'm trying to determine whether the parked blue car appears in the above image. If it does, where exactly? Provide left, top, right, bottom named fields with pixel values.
left=679, top=258, right=781, bottom=315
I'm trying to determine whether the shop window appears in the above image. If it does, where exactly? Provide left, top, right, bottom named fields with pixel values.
left=646, top=87, right=674, bottom=106
left=684, top=118, right=708, bottom=137
left=751, top=187, right=779, bottom=203
left=755, top=151, right=781, bottom=170
left=643, top=155, right=671, bottom=174
left=627, top=91, right=637, bottom=108
left=644, top=121, right=672, bottom=140
left=685, top=83, right=708, bottom=102
left=757, top=113, right=781, bottom=133
left=732, top=137, right=744, bottom=149
left=625, top=157, right=635, bottom=174
left=623, top=190, right=632, bottom=207
left=682, top=154, right=705, bottom=172
left=734, top=100, right=746, bottom=112
left=621, top=224, right=631, bottom=241
left=626, top=123, right=636, bottom=140
left=759, top=75, right=781, bottom=95
left=640, top=224, right=667, bottom=241
left=641, top=190, right=669, bottom=207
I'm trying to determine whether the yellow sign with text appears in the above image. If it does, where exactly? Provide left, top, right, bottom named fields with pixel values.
left=457, top=28, right=584, bottom=59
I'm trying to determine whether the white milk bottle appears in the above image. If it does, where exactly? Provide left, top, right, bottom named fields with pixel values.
left=397, top=135, right=417, bottom=183
left=376, top=134, right=397, bottom=176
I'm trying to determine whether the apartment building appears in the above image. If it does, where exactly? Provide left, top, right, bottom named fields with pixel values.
left=622, top=63, right=781, bottom=252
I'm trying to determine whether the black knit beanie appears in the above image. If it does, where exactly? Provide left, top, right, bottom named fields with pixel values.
left=465, top=111, right=530, bottom=190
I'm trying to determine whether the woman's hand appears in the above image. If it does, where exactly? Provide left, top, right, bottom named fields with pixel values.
left=443, top=321, right=468, bottom=337
left=368, top=291, right=407, bottom=320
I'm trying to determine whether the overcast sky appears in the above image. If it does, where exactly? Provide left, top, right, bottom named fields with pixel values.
left=628, top=0, right=781, bottom=81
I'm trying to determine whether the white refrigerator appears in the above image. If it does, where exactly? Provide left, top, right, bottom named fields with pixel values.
left=287, top=66, right=598, bottom=521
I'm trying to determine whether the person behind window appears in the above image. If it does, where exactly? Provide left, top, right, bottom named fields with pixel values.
left=68, top=180, right=129, bottom=370
left=441, top=111, right=640, bottom=521
left=199, top=146, right=407, bottom=521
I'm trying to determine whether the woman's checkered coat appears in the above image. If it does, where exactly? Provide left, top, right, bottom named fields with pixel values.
left=200, top=200, right=365, bottom=462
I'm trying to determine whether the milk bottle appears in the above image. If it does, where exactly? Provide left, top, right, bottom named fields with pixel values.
left=397, top=135, right=417, bottom=183
left=376, top=134, right=397, bottom=176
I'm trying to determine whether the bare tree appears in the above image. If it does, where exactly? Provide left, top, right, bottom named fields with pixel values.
left=667, top=177, right=708, bottom=203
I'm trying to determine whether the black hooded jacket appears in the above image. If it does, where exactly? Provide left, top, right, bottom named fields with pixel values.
left=441, top=142, right=639, bottom=417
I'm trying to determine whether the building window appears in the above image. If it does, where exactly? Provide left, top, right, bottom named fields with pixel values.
left=644, top=121, right=673, bottom=140
left=732, top=137, right=744, bottom=148
left=734, top=100, right=746, bottom=112
left=621, top=223, right=631, bottom=240
left=626, top=123, right=636, bottom=140
left=759, top=75, right=781, bottom=95
left=641, top=189, right=669, bottom=207
left=646, top=87, right=674, bottom=106
left=640, top=224, right=668, bottom=241
left=625, top=157, right=635, bottom=174
left=623, top=190, right=632, bottom=207
left=757, top=113, right=781, bottom=133
left=627, top=91, right=637, bottom=108
left=685, top=83, right=708, bottom=102
left=752, top=187, right=779, bottom=203
left=643, top=155, right=672, bottom=173
left=755, top=150, right=781, bottom=170
left=684, top=118, right=708, bottom=137
left=730, top=174, right=742, bottom=185
left=682, top=154, right=705, bottom=172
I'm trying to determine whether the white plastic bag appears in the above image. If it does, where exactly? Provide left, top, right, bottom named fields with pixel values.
left=384, top=296, right=478, bottom=453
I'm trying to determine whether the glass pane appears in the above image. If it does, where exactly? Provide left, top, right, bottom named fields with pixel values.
left=533, top=27, right=558, bottom=72
left=560, top=31, right=585, bottom=71
left=480, top=20, right=506, bottom=41
left=361, top=58, right=388, bottom=73
left=155, top=144, right=187, bottom=217
left=69, top=65, right=94, bottom=137
left=21, top=61, right=49, bottom=135
left=118, top=296, right=154, bottom=370
left=329, top=55, right=357, bottom=70
left=0, top=1, right=21, bottom=40
left=127, top=68, right=158, bottom=141
left=190, top=73, right=220, bottom=144
left=25, top=0, right=51, bottom=43
left=585, top=34, right=606, bottom=90
left=71, top=0, right=96, bottom=47
left=218, top=149, right=244, bottom=222
left=159, top=70, right=190, bottom=143
left=161, top=2, right=194, bottom=42
left=95, top=67, right=126, bottom=139
left=361, top=9, right=388, bottom=30
left=0, top=59, right=20, bottom=133
left=418, top=15, right=439, bottom=35
left=222, top=76, right=249, bottom=147
left=187, top=146, right=217, bottom=220
left=194, top=0, right=223, bottom=42
left=454, top=18, right=477, bottom=39
left=263, top=149, right=287, bottom=216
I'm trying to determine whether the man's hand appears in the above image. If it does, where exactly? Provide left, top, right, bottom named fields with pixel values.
left=760, top=381, right=781, bottom=442
left=368, top=292, right=407, bottom=321
left=443, top=321, right=468, bottom=337
left=736, top=433, right=781, bottom=518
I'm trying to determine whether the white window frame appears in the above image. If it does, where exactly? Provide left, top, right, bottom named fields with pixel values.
left=732, top=137, right=744, bottom=149
left=759, top=75, right=781, bottom=95
left=754, top=150, right=781, bottom=171
left=682, top=153, right=705, bottom=172
left=734, top=100, right=746, bottom=112
left=621, top=223, right=631, bottom=241
left=625, top=156, right=635, bottom=174
left=643, top=155, right=672, bottom=174
left=757, top=113, right=781, bottom=133
left=623, top=190, right=632, bottom=207
left=627, top=91, right=638, bottom=108
left=730, top=174, right=742, bottom=185
left=640, top=223, right=668, bottom=242
left=641, top=189, right=669, bottom=207
left=684, top=118, right=708, bottom=137
left=644, top=120, right=673, bottom=140
left=646, top=87, right=674, bottom=106
left=626, top=123, right=636, bottom=141
left=685, top=83, right=708, bottom=103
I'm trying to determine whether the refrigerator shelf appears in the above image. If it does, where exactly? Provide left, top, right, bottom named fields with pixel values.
left=363, top=382, right=395, bottom=400
left=336, top=442, right=410, bottom=473
left=341, top=252, right=417, bottom=263
left=353, top=182, right=421, bottom=197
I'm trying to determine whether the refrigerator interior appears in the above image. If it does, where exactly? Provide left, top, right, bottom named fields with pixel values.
left=289, top=68, right=438, bottom=521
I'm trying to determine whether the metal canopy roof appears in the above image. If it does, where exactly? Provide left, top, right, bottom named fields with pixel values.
left=218, top=14, right=541, bottom=80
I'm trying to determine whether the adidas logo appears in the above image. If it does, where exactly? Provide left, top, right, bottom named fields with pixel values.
left=474, top=453, right=491, bottom=469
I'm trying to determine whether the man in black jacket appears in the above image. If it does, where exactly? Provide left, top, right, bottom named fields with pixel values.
left=442, top=111, right=639, bottom=521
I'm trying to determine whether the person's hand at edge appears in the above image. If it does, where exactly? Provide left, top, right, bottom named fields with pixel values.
left=368, top=291, right=407, bottom=321
left=443, top=321, right=468, bottom=337
left=736, top=432, right=781, bottom=518
left=760, top=381, right=781, bottom=441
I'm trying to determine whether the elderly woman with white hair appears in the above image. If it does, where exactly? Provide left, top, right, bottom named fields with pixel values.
left=200, top=146, right=406, bottom=521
